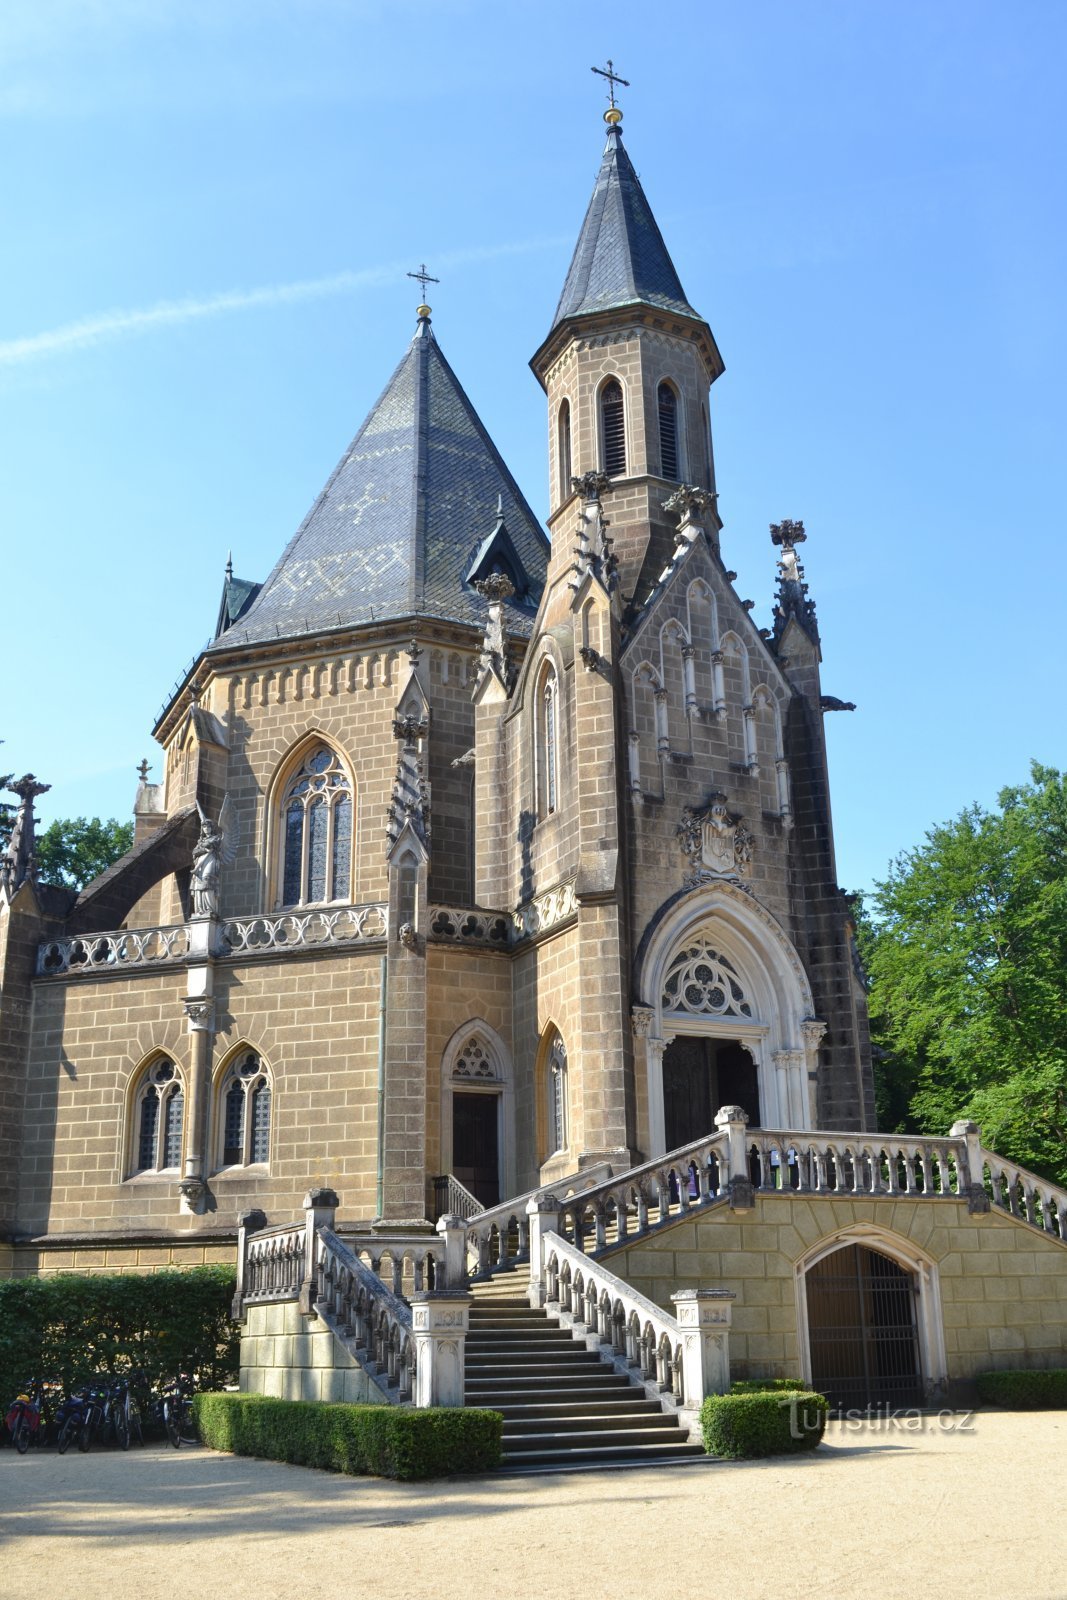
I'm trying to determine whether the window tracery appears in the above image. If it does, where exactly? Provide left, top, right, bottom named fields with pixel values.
left=661, top=935, right=753, bottom=1018
left=133, top=1058, right=184, bottom=1174
left=219, top=1051, right=272, bottom=1168
left=280, top=745, right=352, bottom=907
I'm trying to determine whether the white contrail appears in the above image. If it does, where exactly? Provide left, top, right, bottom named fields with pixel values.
left=0, top=239, right=565, bottom=369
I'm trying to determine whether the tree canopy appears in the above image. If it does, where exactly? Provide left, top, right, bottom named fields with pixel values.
left=33, top=816, right=134, bottom=891
left=862, top=762, right=1067, bottom=1188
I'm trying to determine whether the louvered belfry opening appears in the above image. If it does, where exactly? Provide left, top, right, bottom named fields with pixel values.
left=806, top=1244, right=923, bottom=1412
left=600, top=379, right=626, bottom=476
left=658, top=382, right=679, bottom=479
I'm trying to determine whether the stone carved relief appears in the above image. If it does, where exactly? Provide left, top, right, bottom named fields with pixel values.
left=678, top=796, right=753, bottom=887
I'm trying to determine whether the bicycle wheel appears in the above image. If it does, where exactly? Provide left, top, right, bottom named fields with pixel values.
left=77, top=1420, right=92, bottom=1453
left=57, top=1416, right=78, bottom=1455
left=164, top=1400, right=180, bottom=1449
left=130, top=1405, right=144, bottom=1447
left=114, top=1406, right=130, bottom=1450
left=178, top=1404, right=197, bottom=1446
left=13, top=1418, right=31, bottom=1455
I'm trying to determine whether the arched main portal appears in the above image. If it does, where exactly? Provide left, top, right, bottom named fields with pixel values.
left=635, top=882, right=824, bottom=1154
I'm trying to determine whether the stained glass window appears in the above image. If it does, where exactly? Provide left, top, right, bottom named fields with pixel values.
left=133, top=1059, right=183, bottom=1174
left=278, top=745, right=353, bottom=906
left=218, top=1053, right=271, bottom=1168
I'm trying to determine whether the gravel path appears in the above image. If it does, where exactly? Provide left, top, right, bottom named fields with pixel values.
left=3, top=1412, right=1064, bottom=1600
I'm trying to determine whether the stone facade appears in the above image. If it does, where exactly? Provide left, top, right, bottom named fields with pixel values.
left=3, top=114, right=870, bottom=1263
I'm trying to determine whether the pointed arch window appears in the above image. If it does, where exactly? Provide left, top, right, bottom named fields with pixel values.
left=219, top=1051, right=272, bottom=1168
left=658, top=383, right=679, bottom=480
left=133, top=1058, right=184, bottom=1174
left=547, top=1033, right=569, bottom=1156
left=280, top=745, right=353, bottom=907
left=600, top=380, right=626, bottom=477
left=557, top=399, right=573, bottom=502
left=537, top=663, right=559, bottom=818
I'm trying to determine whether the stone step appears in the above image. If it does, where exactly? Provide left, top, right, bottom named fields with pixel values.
left=501, top=1439, right=703, bottom=1466
left=502, top=1412, right=678, bottom=1437
left=466, top=1343, right=593, bottom=1360
left=466, top=1361, right=607, bottom=1379
left=488, top=1399, right=662, bottom=1420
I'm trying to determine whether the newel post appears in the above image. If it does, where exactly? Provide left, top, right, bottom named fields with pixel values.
left=949, top=1119, right=991, bottom=1214
left=410, top=1292, right=472, bottom=1407
left=231, top=1207, right=267, bottom=1321
left=671, top=1289, right=736, bottom=1406
left=436, top=1212, right=469, bottom=1292
left=715, top=1105, right=755, bottom=1211
left=526, top=1192, right=562, bottom=1309
left=299, top=1187, right=339, bottom=1315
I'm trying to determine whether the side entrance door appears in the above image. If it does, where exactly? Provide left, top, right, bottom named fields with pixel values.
left=452, top=1092, right=500, bottom=1208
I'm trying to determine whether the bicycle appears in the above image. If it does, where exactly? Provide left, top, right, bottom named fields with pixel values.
left=55, top=1386, right=104, bottom=1454
left=5, top=1378, right=50, bottom=1455
left=159, top=1377, right=197, bottom=1448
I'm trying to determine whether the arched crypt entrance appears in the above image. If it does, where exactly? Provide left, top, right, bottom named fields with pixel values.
left=634, top=882, right=825, bottom=1155
left=795, top=1227, right=947, bottom=1411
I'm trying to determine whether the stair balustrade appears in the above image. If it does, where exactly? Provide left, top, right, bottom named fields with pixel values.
left=314, top=1227, right=415, bottom=1402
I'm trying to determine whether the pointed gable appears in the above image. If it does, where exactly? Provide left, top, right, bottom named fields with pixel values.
left=551, top=125, right=701, bottom=330
left=210, top=316, right=548, bottom=652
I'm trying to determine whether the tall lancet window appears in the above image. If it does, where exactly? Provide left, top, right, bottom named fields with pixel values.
left=658, top=383, right=679, bottom=480
left=557, top=399, right=572, bottom=502
left=133, top=1058, right=184, bottom=1174
left=547, top=1032, right=569, bottom=1156
left=281, top=745, right=353, bottom=906
left=537, top=663, right=559, bottom=819
left=600, top=380, right=626, bottom=477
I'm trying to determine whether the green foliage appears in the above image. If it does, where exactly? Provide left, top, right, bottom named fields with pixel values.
left=0, top=1267, right=238, bottom=1403
left=730, top=1377, right=810, bottom=1394
left=700, top=1390, right=828, bottom=1458
left=194, top=1393, right=503, bottom=1480
left=34, top=816, right=134, bottom=890
left=862, top=763, right=1067, bottom=1187
left=975, top=1369, right=1067, bottom=1409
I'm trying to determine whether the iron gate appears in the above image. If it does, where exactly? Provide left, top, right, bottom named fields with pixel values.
left=805, top=1244, right=923, bottom=1411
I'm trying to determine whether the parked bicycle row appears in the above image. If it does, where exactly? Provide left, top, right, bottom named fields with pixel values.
left=5, top=1371, right=198, bottom=1454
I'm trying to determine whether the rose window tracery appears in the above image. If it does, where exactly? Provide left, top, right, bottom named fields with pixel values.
left=661, top=936, right=753, bottom=1018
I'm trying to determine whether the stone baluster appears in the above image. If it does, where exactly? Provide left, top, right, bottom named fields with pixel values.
left=949, top=1119, right=992, bottom=1214
left=671, top=1289, right=736, bottom=1406
left=299, top=1187, right=339, bottom=1315
left=436, top=1212, right=469, bottom=1293
left=231, top=1208, right=267, bottom=1320
left=714, top=1105, right=755, bottom=1210
left=526, top=1191, right=562, bottom=1309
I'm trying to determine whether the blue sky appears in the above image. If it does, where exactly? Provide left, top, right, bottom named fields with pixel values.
left=2, top=0, right=1063, bottom=896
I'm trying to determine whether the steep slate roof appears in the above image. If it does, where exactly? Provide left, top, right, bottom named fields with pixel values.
left=210, top=316, right=548, bottom=651
left=551, top=124, right=701, bottom=330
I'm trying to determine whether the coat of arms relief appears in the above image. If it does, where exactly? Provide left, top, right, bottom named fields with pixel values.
left=678, top=796, right=753, bottom=888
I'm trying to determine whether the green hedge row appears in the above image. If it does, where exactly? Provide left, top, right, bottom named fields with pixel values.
left=701, top=1390, right=828, bottom=1458
left=194, top=1393, right=503, bottom=1480
left=730, top=1378, right=810, bottom=1394
left=0, top=1267, right=238, bottom=1402
left=975, top=1369, right=1067, bottom=1409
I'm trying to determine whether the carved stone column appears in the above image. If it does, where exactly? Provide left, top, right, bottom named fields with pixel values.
left=671, top=1289, right=736, bottom=1405
left=642, top=1023, right=667, bottom=1159
left=714, top=1104, right=754, bottom=1210
left=801, top=1018, right=827, bottom=1127
left=525, top=1191, right=561, bottom=1309
left=772, top=1049, right=806, bottom=1128
left=410, top=1293, right=472, bottom=1408
left=180, top=982, right=215, bottom=1216
left=949, top=1119, right=992, bottom=1214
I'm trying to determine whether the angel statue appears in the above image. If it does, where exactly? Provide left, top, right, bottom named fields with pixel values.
left=190, top=796, right=238, bottom=918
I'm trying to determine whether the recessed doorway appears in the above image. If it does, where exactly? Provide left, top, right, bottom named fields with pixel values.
left=805, top=1243, right=923, bottom=1411
left=452, top=1091, right=500, bottom=1208
left=662, top=1037, right=760, bottom=1149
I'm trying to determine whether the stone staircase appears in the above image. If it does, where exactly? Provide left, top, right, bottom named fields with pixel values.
left=465, top=1273, right=703, bottom=1468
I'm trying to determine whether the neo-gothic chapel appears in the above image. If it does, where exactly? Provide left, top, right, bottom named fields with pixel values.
left=3, top=95, right=1064, bottom=1428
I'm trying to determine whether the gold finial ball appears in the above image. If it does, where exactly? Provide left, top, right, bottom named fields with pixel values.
left=417, top=303, right=432, bottom=318
left=604, top=107, right=623, bottom=125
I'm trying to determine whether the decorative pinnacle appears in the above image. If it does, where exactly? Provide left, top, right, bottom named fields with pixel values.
left=407, top=263, right=439, bottom=319
left=592, top=59, right=629, bottom=122
left=137, top=758, right=151, bottom=783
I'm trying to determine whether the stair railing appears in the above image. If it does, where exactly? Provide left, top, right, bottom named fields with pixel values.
left=463, top=1160, right=615, bottom=1278
left=314, top=1227, right=415, bottom=1403
left=536, top=1223, right=734, bottom=1428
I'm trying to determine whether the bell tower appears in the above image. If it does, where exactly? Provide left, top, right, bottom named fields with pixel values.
left=531, top=83, right=725, bottom=605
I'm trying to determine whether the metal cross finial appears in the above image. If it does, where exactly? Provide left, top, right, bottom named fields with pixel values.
left=591, top=59, right=630, bottom=111
left=137, top=758, right=151, bottom=783
left=407, top=263, right=440, bottom=301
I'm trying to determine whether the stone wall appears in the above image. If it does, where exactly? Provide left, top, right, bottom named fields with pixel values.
left=240, top=1298, right=391, bottom=1405
left=6, top=1236, right=235, bottom=1277
left=606, top=1194, right=1067, bottom=1389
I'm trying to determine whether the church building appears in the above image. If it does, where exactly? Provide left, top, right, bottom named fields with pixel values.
left=2, top=91, right=1063, bottom=1422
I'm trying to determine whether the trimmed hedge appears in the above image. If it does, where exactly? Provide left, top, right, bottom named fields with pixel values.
left=975, top=1369, right=1067, bottom=1409
left=194, top=1393, right=503, bottom=1480
left=0, top=1267, right=238, bottom=1404
left=701, top=1390, right=828, bottom=1458
left=730, top=1378, right=810, bottom=1394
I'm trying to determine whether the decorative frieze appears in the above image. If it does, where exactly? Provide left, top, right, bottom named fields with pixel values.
left=37, top=924, right=193, bottom=977
left=428, top=906, right=510, bottom=947
left=512, top=878, right=579, bottom=941
left=220, top=903, right=388, bottom=955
